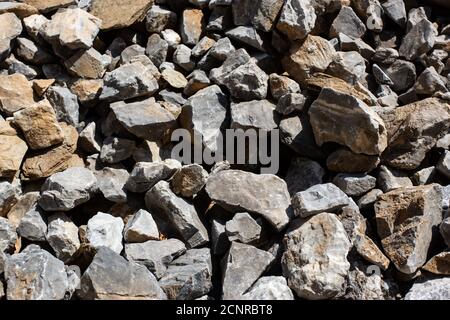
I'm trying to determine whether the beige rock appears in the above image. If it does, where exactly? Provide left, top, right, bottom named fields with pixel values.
left=374, top=184, right=443, bottom=274
left=32, top=79, right=55, bottom=97
left=21, top=123, right=78, bottom=180
left=0, top=121, right=28, bottom=178
left=69, top=79, right=103, bottom=103
left=422, top=252, right=450, bottom=275
left=23, top=0, right=75, bottom=12
left=0, top=12, right=22, bottom=42
left=282, top=35, right=336, bottom=85
left=13, top=99, right=64, bottom=150
left=0, top=74, right=35, bottom=116
left=7, top=192, right=40, bottom=228
left=180, top=9, right=204, bottom=46
left=89, top=0, right=154, bottom=30
left=162, top=69, right=188, bottom=89
left=355, top=234, right=391, bottom=271
left=0, top=2, right=39, bottom=18
left=65, top=48, right=109, bottom=79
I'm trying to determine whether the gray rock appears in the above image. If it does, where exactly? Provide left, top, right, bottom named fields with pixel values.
left=399, top=19, right=437, bottom=61
left=440, top=217, right=450, bottom=247
left=292, top=183, right=351, bottom=218
left=225, top=212, right=261, bottom=244
left=0, top=181, right=18, bottom=217
left=205, top=170, right=291, bottom=231
left=415, top=67, right=448, bottom=95
left=124, top=239, right=186, bottom=278
left=209, top=37, right=235, bottom=61
left=326, top=51, right=366, bottom=85
left=46, top=213, right=80, bottom=262
left=357, top=189, right=383, bottom=210
left=183, top=69, right=210, bottom=96
left=276, top=93, right=306, bottom=115
left=123, top=209, right=159, bottom=243
left=6, top=55, right=39, bottom=80
left=285, top=157, right=325, bottom=196
left=86, top=212, right=124, bottom=254
left=65, top=48, right=110, bottom=79
left=381, top=60, right=416, bottom=92
left=120, top=44, right=145, bottom=65
left=179, top=85, right=228, bottom=153
left=382, top=0, right=406, bottom=27
left=326, top=148, right=380, bottom=173
left=282, top=212, right=351, bottom=300
left=375, top=184, right=443, bottom=274
left=17, top=206, right=47, bottom=242
left=230, top=100, right=277, bottom=131
left=171, top=164, right=208, bottom=198
left=338, top=33, right=375, bottom=60
left=309, top=88, right=387, bottom=156
left=78, top=247, right=167, bottom=300
left=377, top=165, right=412, bottom=193
left=96, top=167, right=129, bottom=203
left=330, top=6, right=366, bottom=38
left=100, top=137, right=136, bottom=164
left=412, top=167, right=436, bottom=186
left=159, top=248, right=212, bottom=300
left=99, top=62, right=159, bottom=102
left=210, top=49, right=268, bottom=101
left=126, top=160, right=181, bottom=193
left=221, top=242, right=274, bottom=300
left=211, top=218, right=229, bottom=255
left=39, top=167, right=97, bottom=211
left=5, top=246, right=70, bottom=300
left=276, top=0, right=316, bottom=40
left=191, top=36, right=216, bottom=58
left=269, top=73, right=300, bottom=100
left=173, top=44, right=195, bottom=72
left=437, top=151, right=450, bottom=179
left=333, top=173, right=376, bottom=197
left=145, top=181, right=209, bottom=248
left=146, top=5, right=177, bottom=33
left=226, top=26, right=265, bottom=52
left=405, top=277, right=450, bottom=300
left=145, top=34, right=168, bottom=67
left=373, top=64, right=394, bottom=86
left=46, top=86, right=80, bottom=127
left=15, top=37, right=54, bottom=65
left=110, top=98, right=177, bottom=141
left=0, top=217, right=17, bottom=253
left=242, top=276, right=294, bottom=300
left=79, top=122, right=101, bottom=154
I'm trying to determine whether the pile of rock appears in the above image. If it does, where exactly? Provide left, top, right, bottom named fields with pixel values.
left=1, top=0, right=450, bottom=300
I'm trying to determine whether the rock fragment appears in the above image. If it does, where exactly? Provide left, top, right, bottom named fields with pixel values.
left=46, top=213, right=80, bottom=261
left=123, top=209, right=159, bottom=243
left=86, top=212, right=124, bottom=254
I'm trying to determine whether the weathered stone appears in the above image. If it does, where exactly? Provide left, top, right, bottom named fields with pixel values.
left=276, top=93, right=306, bottom=115
left=292, top=183, right=350, bottom=218
left=210, top=49, right=268, bottom=101
left=276, top=0, right=316, bottom=40
left=241, top=276, right=294, bottom=300
left=0, top=73, right=35, bottom=116
left=46, top=213, right=80, bottom=261
left=69, top=79, right=103, bottom=103
left=42, top=8, right=101, bottom=50
left=0, top=2, right=38, bottom=18
left=123, top=209, right=159, bottom=243
left=399, top=19, right=437, bottom=61
left=24, top=0, right=75, bottom=12
left=15, top=37, right=54, bottom=65
left=173, top=44, right=195, bottom=72
left=183, top=70, right=210, bottom=96
left=221, top=242, right=274, bottom=300
left=159, top=248, right=212, bottom=300
left=5, top=246, right=69, bottom=300
left=86, top=212, right=124, bottom=254
left=145, top=181, right=209, bottom=248
left=126, top=160, right=181, bottom=193
left=171, top=164, right=208, bottom=198
left=89, top=0, right=154, bottom=30
left=161, top=29, right=181, bottom=49
left=422, top=252, right=450, bottom=275
left=96, top=167, right=129, bottom=203
left=382, top=0, right=406, bottom=27
left=380, top=60, right=416, bottom=92
left=415, top=67, right=448, bottom=96
left=21, top=122, right=78, bottom=180
left=18, top=205, right=47, bottom=242
left=326, top=51, right=366, bottom=85
left=100, top=137, right=135, bottom=164
left=146, top=5, right=177, bottom=33
left=440, top=217, right=450, bottom=247
left=226, top=26, right=265, bottom=52
left=78, top=247, right=167, bottom=300
left=225, top=212, right=261, bottom=244
left=330, top=6, right=366, bottom=38
left=231, top=100, right=277, bottom=131
left=145, top=34, right=168, bottom=67
left=379, top=98, right=450, bottom=170
left=206, top=170, right=290, bottom=231
left=309, top=88, right=387, bottom=155
left=282, top=212, right=351, bottom=300
left=180, top=9, right=204, bottom=46
left=39, top=167, right=97, bottom=211
left=46, top=86, right=79, bottom=127
left=124, top=239, right=186, bottom=278
left=339, top=33, right=375, bottom=60
left=333, top=173, right=376, bottom=197
left=0, top=217, right=17, bottom=253
left=0, top=181, right=18, bottom=218
left=7, top=192, right=39, bottom=228
left=269, top=74, right=300, bottom=100
left=374, top=184, right=443, bottom=274
left=110, top=98, right=177, bottom=142
left=100, top=62, right=159, bottom=102
left=211, top=218, right=229, bottom=255
left=285, top=157, right=325, bottom=196
left=326, top=148, right=380, bottom=173
left=0, top=122, right=28, bottom=178
left=377, top=165, right=412, bottom=192
left=192, top=37, right=216, bottom=58
left=357, top=188, right=383, bottom=210
left=405, top=277, right=450, bottom=300
left=209, top=37, right=235, bottom=61
left=79, top=122, right=101, bottom=154
left=65, top=48, right=109, bottom=79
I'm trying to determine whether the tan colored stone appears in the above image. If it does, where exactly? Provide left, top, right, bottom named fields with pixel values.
left=89, top=0, right=154, bottom=30
left=21, top=123, right=78, bottom=180
left=7, top=192, right=40, bottom=228
left=13, top=99, right=64, bottom=150
left=32, top=79, right=55, bottom=97
left=65, top=48, right=109, bottom=79
left=0, top=121, right=28, bottom=178
left=0, top=74, right=35, bottom=116
left=422, top=252, right=450, bottom=275
left=162, top=69, right=188, bottom=89
left=24, top=0, right=75, bottom=12
left=69, top=79, right=103, bottom=103
left=0, top=2, right=39, bottom=18
left=355, top=234, right=391, bottom=271
left=306, top=73, right=377, bottom=106
left=374, top=184, right=443, bottom=274
left=0, top=12, right=22, bottom=42
left=282, top=35, right=336, bottom=85
left=180, top=9, right=204, bottom=46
